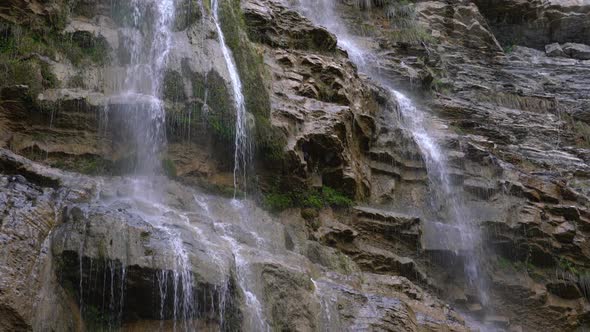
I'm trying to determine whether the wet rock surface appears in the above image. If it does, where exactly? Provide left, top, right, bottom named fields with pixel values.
left=321, top=0, right=590, bottom=329
left=242, top=0, right=379, bottom=197
left=2, top=0, right=590, bottom=330
left=0, top=148, right=469, bottom=331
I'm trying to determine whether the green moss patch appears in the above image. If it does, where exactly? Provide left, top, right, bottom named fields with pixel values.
left=0, top=22, right=110, bottom=101
left=204, top=70, right=236, bottom=142
left=0, top=23, right=110, bottom=67
left=263, top=186, right=353, bottom=212
left=163, top=70, right=187, bottom=102
left=49, top=154, right=112, bottom=175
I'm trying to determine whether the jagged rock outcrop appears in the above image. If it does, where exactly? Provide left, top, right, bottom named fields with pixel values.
left=323, top=0, right=590, bottom=329
left=242, top=0, right=378, bottom=197
left=473, top=0, right=590, bottom=49
left=2, top=0, right=590, bottom=330
left=0, top=148, right=471, bottom=331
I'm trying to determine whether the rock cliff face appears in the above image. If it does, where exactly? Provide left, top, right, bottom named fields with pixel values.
left=1, top=0, right=590, bottom=331
left=317, top=0, right=590, bottom=330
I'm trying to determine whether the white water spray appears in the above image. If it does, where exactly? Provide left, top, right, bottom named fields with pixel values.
left=105, top=0, right=175, bottom=174
left=100, top=0, right=203, bottom=328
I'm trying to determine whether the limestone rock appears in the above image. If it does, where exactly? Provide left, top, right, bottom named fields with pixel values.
left=243, top=0, right=378, bottom=197
left=563, top=42, right=590, bottom=60
left=545, top=43, right=566, bottom=57
left=474, top=0, right=590, bottom=49
left=242, top=0, right=337, bottom=51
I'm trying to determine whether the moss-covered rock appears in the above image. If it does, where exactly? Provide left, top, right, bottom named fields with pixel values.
left=204, top=70, right=236, bottom=142
left=217, top=0, right=286, bottom=162
left=263, top=185, right=353, bottom=213
left=163, top=70, right=187, bottom=102
left=174, top=0, right=203, bottom=31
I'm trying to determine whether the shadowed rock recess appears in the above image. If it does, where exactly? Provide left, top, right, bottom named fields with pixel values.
left=1, top=0, right=589, bottom=331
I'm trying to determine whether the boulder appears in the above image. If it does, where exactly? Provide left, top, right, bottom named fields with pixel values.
left=545, top=43, right=566, bottom=57
left=562, top=43, right=590, bottom=60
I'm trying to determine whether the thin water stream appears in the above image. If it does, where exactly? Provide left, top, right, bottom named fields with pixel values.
left=212, top=0, right=250, bottom=193
left=296, top=0, right=488, bottom=312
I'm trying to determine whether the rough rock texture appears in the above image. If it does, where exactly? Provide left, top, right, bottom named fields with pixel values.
left=0, top=0, right=67, bottom=27
left=0, top=148, right=469, bottom=331
left=0, top=0, right=249, bottom=190
left=324, top=0, right=590, bottom=330
left=546, top=42, right=567, bottom=57
left=242, top=0, right=378, bottom=197
left=563, top=42, right=590, bottom=60
left=474, top=0, right=590, bottom=49
left=2, top=0, right=590, bottom=330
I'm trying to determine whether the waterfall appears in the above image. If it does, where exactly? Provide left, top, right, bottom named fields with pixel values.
left=392, top=91, right=486, bottom=303
left=212, top=0, right=250, bottom=193
left=105, top=0, right=175, bottom=175
left=92, top=0, right=203, bottom=328
left=296, top=0, right=487, bottom=309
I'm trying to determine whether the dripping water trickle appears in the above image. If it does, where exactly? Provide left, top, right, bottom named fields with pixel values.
left=211, top=0, right=250, bottom=195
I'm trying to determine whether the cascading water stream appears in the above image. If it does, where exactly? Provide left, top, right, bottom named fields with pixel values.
left=75, top=0, right=259, bottom=327
left=204, top=4, right=272, bottom=324
left=296, top=0, right=488, bottom=310
left=84, top=0, right=203, bottom=328
left=392, top=91, right=485, bottom=302
left=211, top=0, right=250, bottom=193
left=200, top=195, right=271, bottom=331
left=107, top=0, right=175, bottom=175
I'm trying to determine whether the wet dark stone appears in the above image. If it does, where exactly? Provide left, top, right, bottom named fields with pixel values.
left=54, top=251, right=242, bottom=330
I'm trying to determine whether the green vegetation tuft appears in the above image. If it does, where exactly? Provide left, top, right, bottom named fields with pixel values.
left=322, top=186, right=354, bottom=208
left=264, top=186, right=353, bottom=212
left=264, top=193, right=294, bottom=212
left=558, top=257, right=580, bottom=275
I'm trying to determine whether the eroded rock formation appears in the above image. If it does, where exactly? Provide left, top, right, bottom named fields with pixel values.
left=1, top=0, right=590, bottom=331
